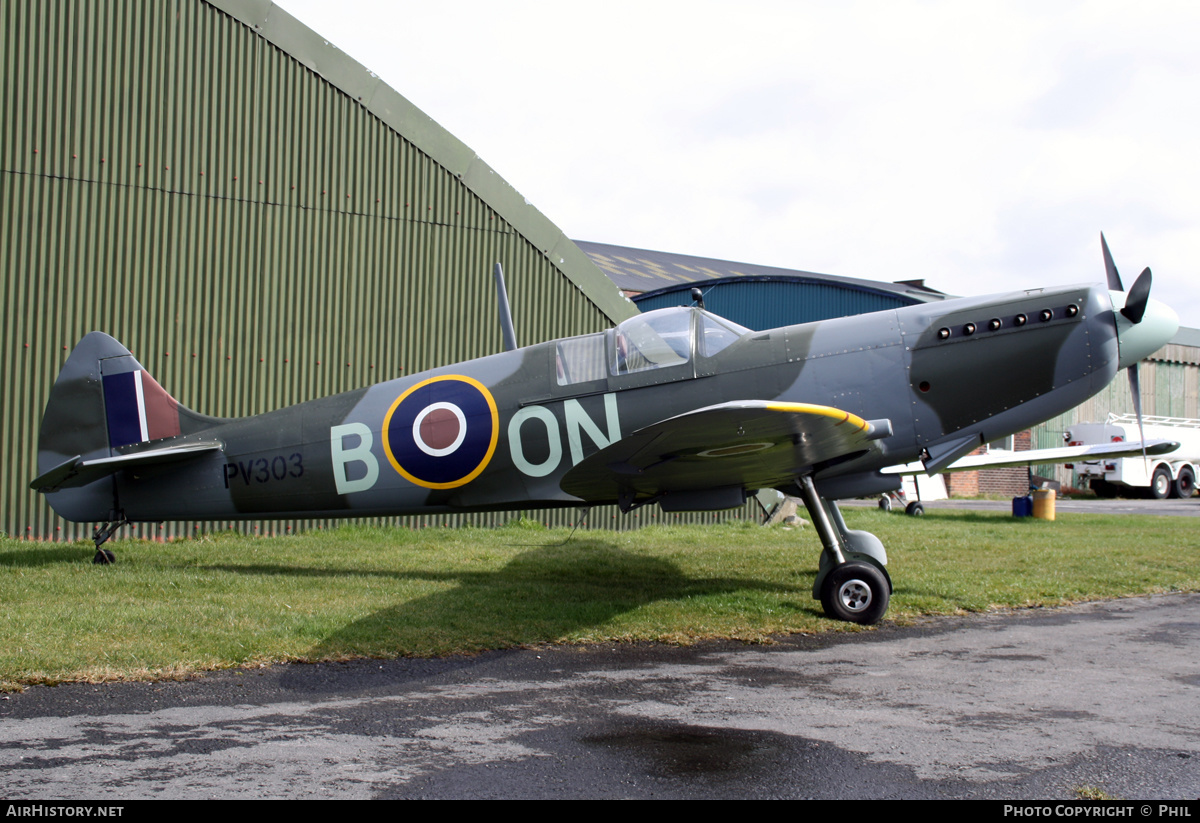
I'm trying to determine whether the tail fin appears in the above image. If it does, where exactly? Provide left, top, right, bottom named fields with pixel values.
left=36, top=332, right=196, bottom=462
left=32, top=334, right=223, bottom=513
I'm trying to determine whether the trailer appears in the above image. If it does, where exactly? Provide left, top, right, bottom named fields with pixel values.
left=1067, top=414, right=1200, bottom=499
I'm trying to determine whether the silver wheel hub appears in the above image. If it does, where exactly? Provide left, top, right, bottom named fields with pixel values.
left=838, top=579, right=873, bottom=612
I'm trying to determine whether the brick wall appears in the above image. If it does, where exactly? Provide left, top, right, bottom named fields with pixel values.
left=944, top=430, right=1032, bottom=497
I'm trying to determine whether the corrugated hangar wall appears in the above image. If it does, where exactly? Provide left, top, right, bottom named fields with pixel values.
left=2, top=0, right=733, bottom=541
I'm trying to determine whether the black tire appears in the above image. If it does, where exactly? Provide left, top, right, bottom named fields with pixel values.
left=820, top=562, right=890, bottom=624
left=878, top=497, right=892, bottom=511
left=1090, top=479, right=1118, bottom=499
left=905, top=501, right=924, bottom=516
left=1150, top=466, right=1171, bottom=500
left=1172, top=467, right=1196, bottom=499
left=92, top=549, right=115, bottom=565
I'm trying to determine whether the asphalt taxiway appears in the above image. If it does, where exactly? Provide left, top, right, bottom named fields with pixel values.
left=2, top=592, right=1198, bottom=799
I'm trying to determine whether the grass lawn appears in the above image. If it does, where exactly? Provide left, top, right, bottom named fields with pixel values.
left=2, top=508, right=1196, bottom=689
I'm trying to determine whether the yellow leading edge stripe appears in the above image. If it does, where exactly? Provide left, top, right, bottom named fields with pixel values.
left=764, top=401, right=870, bottom=432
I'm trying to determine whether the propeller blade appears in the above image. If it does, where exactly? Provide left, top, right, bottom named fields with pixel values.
left=1121, top=267, right=1153, bottom=324
left=1128, top=364, right=1148, bottom=466
left=1101, top=233, right=1123, bottom=291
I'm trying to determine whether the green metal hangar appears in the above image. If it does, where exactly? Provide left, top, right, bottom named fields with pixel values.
left=2, top=0, right=640, bottom=540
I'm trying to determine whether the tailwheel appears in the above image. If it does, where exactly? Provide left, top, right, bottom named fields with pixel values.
left=820, top=562, right=890, bottom=625
left=91, top=514, right=126, bottom=565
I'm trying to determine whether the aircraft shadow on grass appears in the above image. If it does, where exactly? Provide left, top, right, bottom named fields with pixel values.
left=218, top=539, right=818, bottom=659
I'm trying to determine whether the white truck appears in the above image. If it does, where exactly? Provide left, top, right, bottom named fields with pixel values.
left=1066, top=414, right=1200, bottom=499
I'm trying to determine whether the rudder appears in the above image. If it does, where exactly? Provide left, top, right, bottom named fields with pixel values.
left=36, top=333, right=191, bottom=466
left=33, top=333, right=220, bottom=521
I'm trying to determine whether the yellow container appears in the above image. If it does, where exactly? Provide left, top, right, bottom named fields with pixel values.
left=1032, top=489, right=1056, bottom=521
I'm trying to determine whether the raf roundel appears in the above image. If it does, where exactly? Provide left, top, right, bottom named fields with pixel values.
left=382, top=375, right=499, bottom=489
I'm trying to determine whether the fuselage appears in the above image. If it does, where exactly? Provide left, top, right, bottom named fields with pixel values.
left=46, top=281, right=1172, bottom=522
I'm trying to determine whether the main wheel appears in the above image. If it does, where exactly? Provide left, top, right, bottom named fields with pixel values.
left=905, top=501, right=924, bottom=516
left=1150, top=466, right=1172, bottom=500
left=820, top=562, right=890, bottom=624
left=1172, top=467, right=1195, bottom=499
left=93, top=549, right=115, bottom=565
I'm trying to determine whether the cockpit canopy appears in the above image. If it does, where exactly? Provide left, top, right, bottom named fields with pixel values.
left=555, top=308, right=749, bottom=386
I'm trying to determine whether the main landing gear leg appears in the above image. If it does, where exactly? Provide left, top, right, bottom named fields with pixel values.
left=91, top=511, right=128, bottom=565
left=797, top=476, right=891, bottom=624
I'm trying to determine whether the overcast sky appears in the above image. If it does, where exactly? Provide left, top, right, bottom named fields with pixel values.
left=277, top=0, right=1200, bottom=329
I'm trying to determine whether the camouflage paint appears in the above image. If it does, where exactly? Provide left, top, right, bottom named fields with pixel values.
left=35, top=284, right=1147, bottom=524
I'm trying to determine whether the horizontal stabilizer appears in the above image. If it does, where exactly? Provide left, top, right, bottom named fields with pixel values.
left=883, top=439, right=1179, bottom=475
left=30, top=441, right=223, bottom=493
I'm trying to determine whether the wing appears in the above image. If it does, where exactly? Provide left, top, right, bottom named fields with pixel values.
left=561, top=400, right=890, bottom=509
left=882, top=439, right=1180, bottom=475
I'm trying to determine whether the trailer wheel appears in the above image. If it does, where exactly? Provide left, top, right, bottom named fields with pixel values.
left=1172, top=467, right=1196, bottom=499
left=1150, top=466, right=1172, bottom=500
